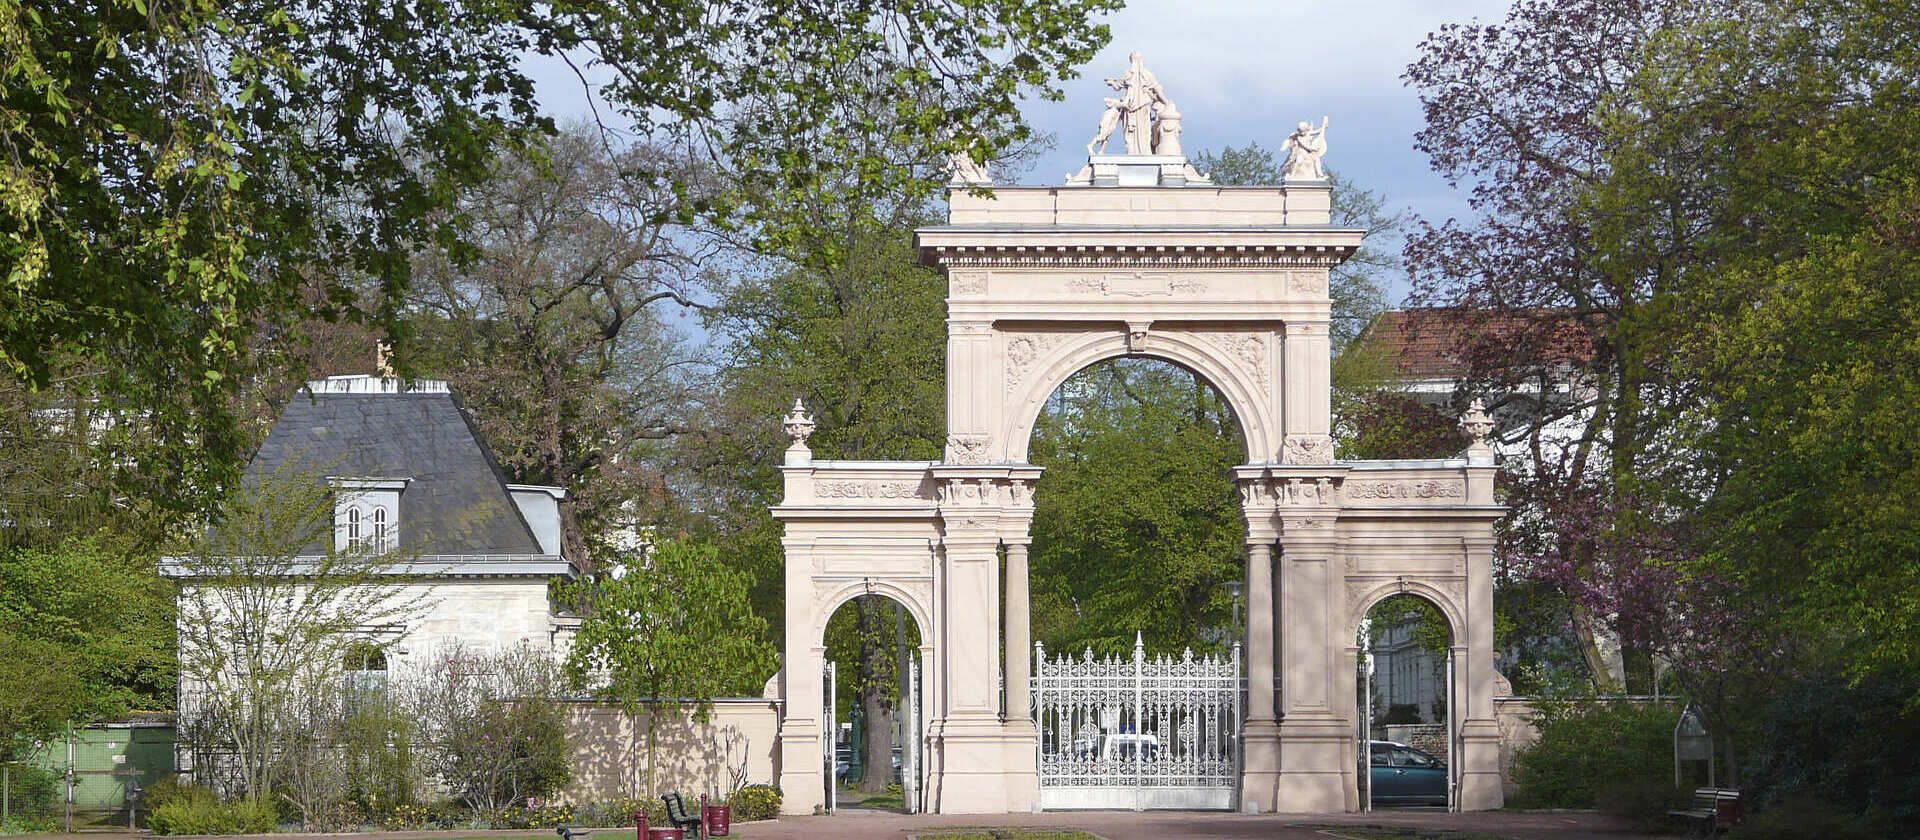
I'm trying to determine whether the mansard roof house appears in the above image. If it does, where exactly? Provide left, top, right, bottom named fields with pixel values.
left=172, top=374, right=575, bottom=667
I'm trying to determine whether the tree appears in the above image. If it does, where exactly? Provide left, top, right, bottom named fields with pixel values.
left=1028, top=359, right=1246, bottom=655
left=0, top=534, right=175, bottom=737
left=410, top=643, right=571, bottom=821
left=560, top=536, right=774, bottom=797
left=2, top=0, right=1118, bottom=517
left=406, top=125, right=712, bottom=568
left=172, top=463, right=427, bottom=799
left=1403, top=0, right=1700, bottom=693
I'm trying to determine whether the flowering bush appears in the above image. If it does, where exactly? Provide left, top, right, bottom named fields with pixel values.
left=730, top=785, right=781, bottom=821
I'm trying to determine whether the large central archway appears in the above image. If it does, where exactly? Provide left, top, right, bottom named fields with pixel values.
left=772, top=152, right=1506, bottom=816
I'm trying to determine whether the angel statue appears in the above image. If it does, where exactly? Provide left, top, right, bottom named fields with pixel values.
left=1280, top=116, right=1330, bottom=180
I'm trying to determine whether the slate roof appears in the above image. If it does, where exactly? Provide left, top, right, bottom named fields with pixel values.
left=244, top=379, right=543, bottom=556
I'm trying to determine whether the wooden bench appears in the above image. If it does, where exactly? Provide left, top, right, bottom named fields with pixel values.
left=1668, top=787, right=1743, bottom=835
left=659, top=792, right=704, bottom=839
left=555, top=826, right=592, bottom=840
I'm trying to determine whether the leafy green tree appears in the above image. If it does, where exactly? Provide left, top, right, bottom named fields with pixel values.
left=2, top=0, right=1117, bottom=517
left=0, top=534, right=175, bottom=758
left=559, top=536, right=775, bottom=796
left=1028, top=359, right=1246, bottom=655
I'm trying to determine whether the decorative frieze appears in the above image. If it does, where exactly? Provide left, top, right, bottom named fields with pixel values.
left=1344, top=480, right=1466, bottom=501
left=815, top=481, right=924, bottom=500
left=1066, top=271, right=1207, bottom=297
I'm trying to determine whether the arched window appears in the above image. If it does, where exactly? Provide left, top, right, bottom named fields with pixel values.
left=343, top=641, right=388, bottom=696
left=346, top=506, right=362, bottom=547
left=372, top=506, right=389, bottom=554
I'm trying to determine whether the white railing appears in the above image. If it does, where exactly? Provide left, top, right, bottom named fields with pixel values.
left=1032, top=634, right=1241, bottom=810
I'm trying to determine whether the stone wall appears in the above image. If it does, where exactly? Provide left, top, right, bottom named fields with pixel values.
left=562, top=700, right=783, bottom=802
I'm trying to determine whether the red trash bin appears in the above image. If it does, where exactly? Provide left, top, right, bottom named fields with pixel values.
left=645, top=829, right=683, bottom=840
left=701, top=795, right=731, bottom=837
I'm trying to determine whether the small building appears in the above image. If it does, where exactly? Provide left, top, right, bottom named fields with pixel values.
left=167, top=373, right=575, bottom=680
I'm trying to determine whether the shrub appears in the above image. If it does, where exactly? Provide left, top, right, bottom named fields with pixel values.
left=147, top=788, right=278, bottom=836
left=731, top=784, right=780, bottom=821
left=1509, top=698, right=1678, bottom=808
left=1742, top=668, right=1920, bottom=827
left=574, top=797, right=650, bottom=827
left=0, top=763, right=59, bottom=817
left=1593, top=780, right=1690, bottom=830
left=1727, top=795, right=1878, bottom=840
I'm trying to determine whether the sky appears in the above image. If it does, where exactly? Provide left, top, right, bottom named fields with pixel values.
left=520, top=0, right=1518, bottom=306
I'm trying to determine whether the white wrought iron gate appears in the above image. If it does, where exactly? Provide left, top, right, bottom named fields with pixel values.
left=1032, top=634, right=1241, bottom=810
left=822, top=661, right=837, bottom=813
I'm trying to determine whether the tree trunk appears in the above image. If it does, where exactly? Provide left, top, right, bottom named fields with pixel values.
left=1568, top=599, right=1621, bottom=693
left=855, top=597, right=895, bottom=793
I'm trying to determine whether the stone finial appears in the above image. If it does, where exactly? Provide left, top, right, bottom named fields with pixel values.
left=783, top=398, right=815, bottom=446
left=1461, top=398, right=1496, bottom=457
left=1280, top=116, right=1330, bottom=180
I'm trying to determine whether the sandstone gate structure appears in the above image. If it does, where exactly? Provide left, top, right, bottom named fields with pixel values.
left=771, top=132, right=1504, bottom=815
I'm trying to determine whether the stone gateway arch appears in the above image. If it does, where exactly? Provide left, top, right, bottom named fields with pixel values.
left=771, top=75, right=1503, bottom=816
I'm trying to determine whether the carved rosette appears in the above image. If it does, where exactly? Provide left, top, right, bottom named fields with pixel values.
left=945, top=433, right=993, bottom=465
left=1281, top=434, right=1334, bottom=465
left=1003, top=332, right=1066, bottom=396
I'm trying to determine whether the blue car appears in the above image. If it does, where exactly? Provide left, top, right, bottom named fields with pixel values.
left=1368, top=740, right=1448, bottom=806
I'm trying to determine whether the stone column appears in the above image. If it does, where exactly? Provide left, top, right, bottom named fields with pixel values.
left=1001, top=539, right=1039, bottom=812
left=775, top=535, right=825, bottom=814
left=929, top=469, right=1035, bottom=813
left=1004, top=541, right=1032, bottom=720
left=1241, top=538, right=1281, bottom=812
left=1274, top=519, right=1350, bottom=812
left=1458, top=533, right=1504, bottom=809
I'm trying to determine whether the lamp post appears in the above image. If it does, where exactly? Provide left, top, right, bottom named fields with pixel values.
left=1225, top=580, right=1244, bottom=647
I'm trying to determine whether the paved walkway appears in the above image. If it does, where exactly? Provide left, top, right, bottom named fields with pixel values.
left=729, top=809, right=1654, bottom=840
left=13, top=810, right=1655, bottom=840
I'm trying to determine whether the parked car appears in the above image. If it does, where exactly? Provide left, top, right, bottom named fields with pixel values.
left=1367, top=740, right=1447, bottom=805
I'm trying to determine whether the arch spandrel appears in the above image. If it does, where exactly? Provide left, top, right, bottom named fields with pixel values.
left=998, top=327, right=1281, bottom=465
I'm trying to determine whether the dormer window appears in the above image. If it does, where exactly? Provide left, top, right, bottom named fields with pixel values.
left=331, top=477, right=410, bottom=555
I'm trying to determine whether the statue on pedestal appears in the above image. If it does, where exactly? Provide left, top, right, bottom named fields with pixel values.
left=1281, top=117, right=1330, bottom=180
left=1103, top=51, right=1166, bottom=156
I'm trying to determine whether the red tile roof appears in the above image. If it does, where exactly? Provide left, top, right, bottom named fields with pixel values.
left=1360, top=308, right=1597, bottom=380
